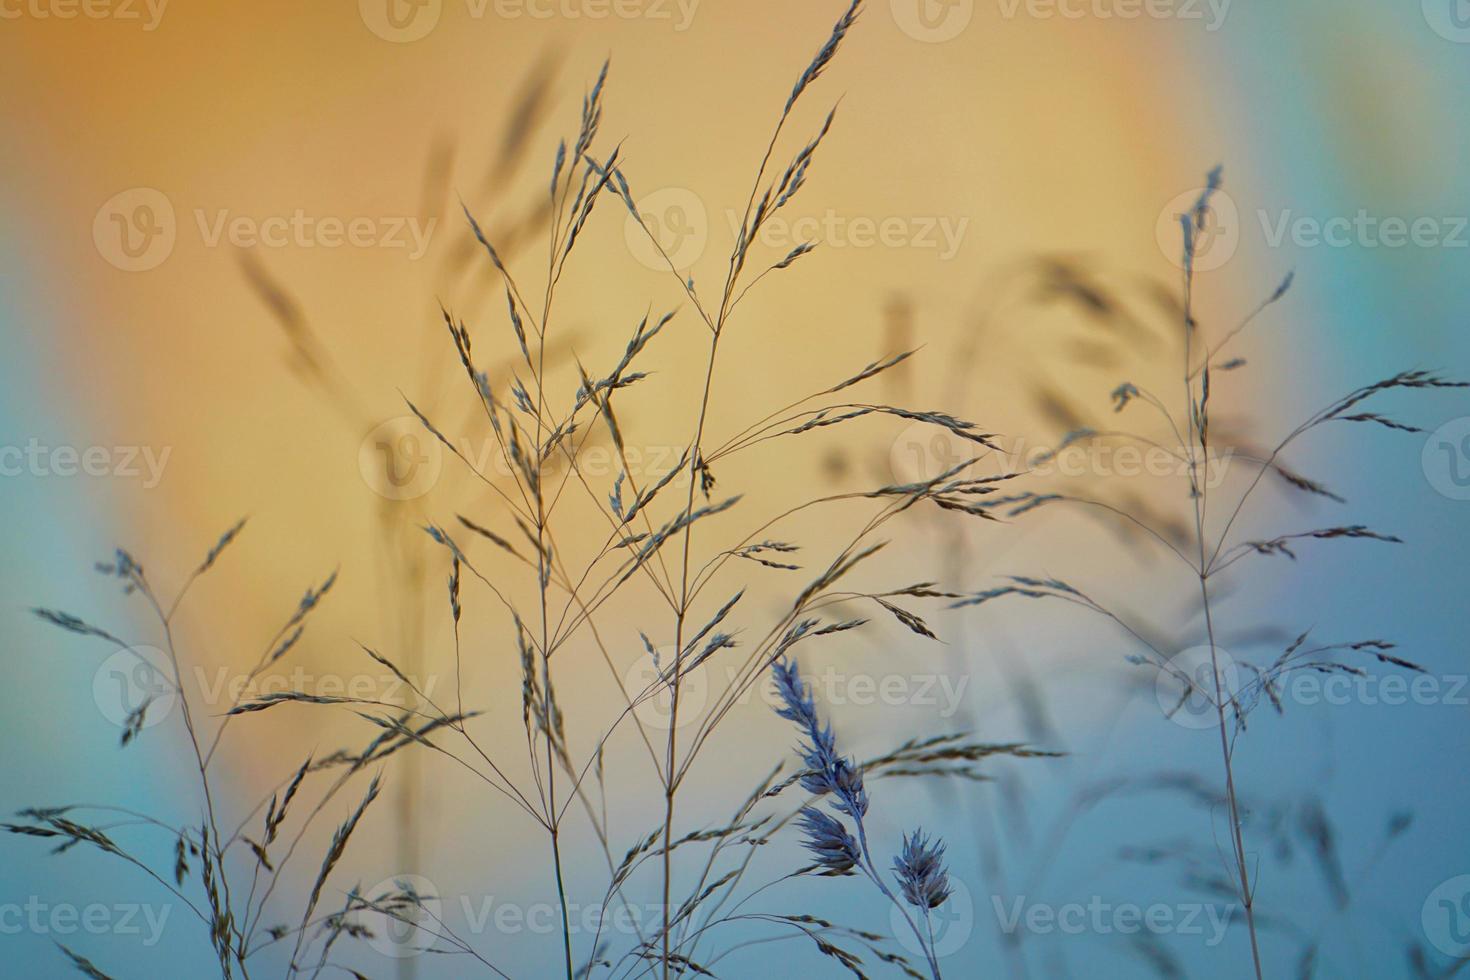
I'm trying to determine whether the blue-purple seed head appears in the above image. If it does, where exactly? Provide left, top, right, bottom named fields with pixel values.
left=797, top=807, right=861, bottom=875
left=893, top=829, right=952, bottom=910
left=773, top=659, right=868, bottom=817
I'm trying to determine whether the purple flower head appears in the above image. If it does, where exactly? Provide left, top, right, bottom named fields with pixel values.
left=771, top=657, right=820, bottom=729
left=771, top=659, right=868, bottom=817
left=893, top=830, right=952, bottom=910
left=796, top=807, right=861, bottom=875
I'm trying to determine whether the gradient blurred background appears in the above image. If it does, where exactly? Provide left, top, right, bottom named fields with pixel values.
left=3, top=0, right=1469, bottom=976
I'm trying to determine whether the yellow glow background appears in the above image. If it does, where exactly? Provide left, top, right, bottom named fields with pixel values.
left=6, top=2, right=1247, bottom=748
